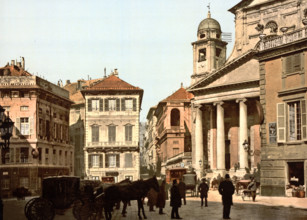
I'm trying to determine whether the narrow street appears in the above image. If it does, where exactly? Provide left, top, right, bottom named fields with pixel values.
left=3, top=190, right=307, bottom=220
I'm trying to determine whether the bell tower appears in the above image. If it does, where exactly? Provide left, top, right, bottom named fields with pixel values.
left=191, top=7, right=227, bottom=85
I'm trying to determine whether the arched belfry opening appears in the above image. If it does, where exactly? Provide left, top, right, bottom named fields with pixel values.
left=171, top=108, right=180, bottom=126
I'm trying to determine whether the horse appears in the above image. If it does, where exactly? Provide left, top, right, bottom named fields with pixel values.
left=103, top=176, right=160, bottom=220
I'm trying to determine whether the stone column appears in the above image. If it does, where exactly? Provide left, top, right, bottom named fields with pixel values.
left=214, top=102, right=225, bottom=171
left=237, top=98, right=248, bottom=170
left=209, top=106, right=214, bottom=170
left=195, top=105, right=204, bottom=178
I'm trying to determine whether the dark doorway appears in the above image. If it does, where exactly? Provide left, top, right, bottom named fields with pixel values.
left=288, top=162, right=304, bottom=186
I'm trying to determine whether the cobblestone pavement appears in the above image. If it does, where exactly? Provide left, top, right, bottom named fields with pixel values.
left=3, top=190, right=307, bottom=220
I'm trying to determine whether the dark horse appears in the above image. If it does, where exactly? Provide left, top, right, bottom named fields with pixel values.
left=103, top=176, right=159, bottom=220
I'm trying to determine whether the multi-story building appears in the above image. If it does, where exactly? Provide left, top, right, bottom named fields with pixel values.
left=154, top=85, right=193, bottom=183
left=81, top=71, right=143, bottom=182
left=0, top=59, right=73, bottom=197
left=143, top=106, right=158, bottom=176
left=64, top=78, right=102, bottom=177
left=255, top=0, right=307, bottom=197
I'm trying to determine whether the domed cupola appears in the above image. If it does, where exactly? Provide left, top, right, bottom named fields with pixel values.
left=197, top=11, right=222, bottom=40
left=191, top=9, right=227, bottom=85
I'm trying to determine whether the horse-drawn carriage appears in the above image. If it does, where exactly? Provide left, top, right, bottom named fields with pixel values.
left=182, top=173, right=197, bottom=197
left=24, top=176, right=104, bottom=220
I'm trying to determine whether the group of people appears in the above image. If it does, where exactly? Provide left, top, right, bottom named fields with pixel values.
left=147, top=174, right=257, bottom=219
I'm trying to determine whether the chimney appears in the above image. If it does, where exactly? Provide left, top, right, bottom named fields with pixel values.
left=66, top=80, right=71, bottom=85
left=21, top=57, right=25, bottom=69
left=114, top=68, right=118, bottom=76
left=11, top=60, right=15, bottom=66
left=104, top=67, right=107, bottom=78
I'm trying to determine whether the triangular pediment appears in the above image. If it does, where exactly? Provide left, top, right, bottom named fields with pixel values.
left=189, top=50, right=258, bottom=92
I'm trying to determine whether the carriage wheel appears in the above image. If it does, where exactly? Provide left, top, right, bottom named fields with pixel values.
left=24, top=198, right=38, bottom=219
left=27, top=198, right=55, bottom=220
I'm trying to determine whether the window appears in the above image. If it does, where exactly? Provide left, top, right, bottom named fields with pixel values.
left=216, top=48, right=222, bottom=57
left=173, top=148, right=179, bottom=156
left=53, top=150, right=57, bottom=165
left=2, top=179, right=10, bottom=189
left=20, top=148, right=29, bottom=163
left=125, top=176, right=133, bottom=181
left=20, top=117, right=30, bottom=135
left=125, top=153, right=133, bottom=167
left=199, top=49, right=206, bottom=62
left=19, top=177, right=29, bottom=188
left=105, top=154, right=119, bottom=168
left=20, top=106, right=29, bottom=111
left=283, top=53, right=303, bottom=75
left=88, top=154, right=103, bottom=168
left=11, top=91, right=19, bottom=98
left=92, top=125, right=99, bottom=142
left=108, top=125, right=116, bottom=143
left=92, top=99, right=99, bottom=111
left=109, top=99, right=116, bottom=111
left=125, top=99, right=133, bottom=111
left=288, top=101, right=302, bottom=141
left=277, top=100, right=307, bottom=142
left=125, top=125, right=133, bottom=142
left=171, top=109, right=180, bottom=126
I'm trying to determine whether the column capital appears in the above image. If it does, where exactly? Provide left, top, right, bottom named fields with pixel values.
left=193, top=103, right=203, bottom=109
left=236, top=98, right=247, bottom=103
left=213, top=101, right=224, bottom=106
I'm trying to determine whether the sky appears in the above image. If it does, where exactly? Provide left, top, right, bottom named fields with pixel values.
left=0, top=0, right=241, bottom=121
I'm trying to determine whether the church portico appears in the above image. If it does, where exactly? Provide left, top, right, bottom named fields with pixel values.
left=192, top=98, right=261, bottom=178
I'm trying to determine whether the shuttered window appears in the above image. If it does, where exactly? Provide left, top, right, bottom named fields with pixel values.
left=121, top=98, right=126, bottom=111
left=125, top=99, right=133, bottom=111
left=99, top=99, right=103, bottom=111
left=106, top=154, right=119, bottom=168
left=277, top=100, right=307, bottom=142
left=125, top=124, right=133, bottom=141
left=125, top=153, right=133, bottom=167
left=283, top=53, right=303, bottom=75
left=116, top=99, right=120, bottom=111
left=20, top=117, right=30, bottom=135
left=88, top=99, right=92, bottom=112
left=92, top=125, right=99, bottom=142
left=133, top=98, right=137, bottom=111
left=108, top=125, right=116, bottom=143
left=277, top=103, right=286, bottom=142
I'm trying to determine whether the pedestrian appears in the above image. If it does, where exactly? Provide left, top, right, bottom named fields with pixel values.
left=218, top=174, right=235, bottom=219
left=247, top=178, right=257, bottom=202
left=156, top=179, right=167, bottom=215
left=170, top=179, right=182, bottom=219
left=198, top=178, right=209, bottom=207
left=178, top=178, right=186, bottom=205
left=147, top=187, right=158, bottom=212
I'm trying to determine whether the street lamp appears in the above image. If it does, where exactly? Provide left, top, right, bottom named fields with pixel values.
left=242, top=139, right=254, bottom=156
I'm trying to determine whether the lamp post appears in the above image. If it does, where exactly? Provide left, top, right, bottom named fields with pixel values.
left=0, top=106, right=14, bottom=220
left=242, top=139, right=254, bottom=156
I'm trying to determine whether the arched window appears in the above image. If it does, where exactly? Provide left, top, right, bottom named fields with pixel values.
left=171, top=109, right=180, bottom=126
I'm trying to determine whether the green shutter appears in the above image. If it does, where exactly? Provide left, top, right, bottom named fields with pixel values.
left=121, top=98, right=126, bottom=111
left=293, top=53, right=301, bottom=72
left=88, top=155, right=92, bottom=168
left=30, top=117, right=34, bottom=135
left=99, top=99, right=103, bottom=111
left=116, top=154, right=120, bottom=167
left=15, top=118, right=20, bottom=135
left=116, top=99, right=120, bottom=111
left=105, top=155, right=109, bottom=167
left=99, top=155, right=103, bottom=168
left=301, top=100, right=307, bottom=140
left=88, top=99, right=92, bottom=112
left=277, top=103, right=286, bottom=142
left=105, top=99, right=109, bottom=111
left=133, top=98, right=137, bottom=111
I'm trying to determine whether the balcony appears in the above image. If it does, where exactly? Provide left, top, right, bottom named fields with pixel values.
left=166, top=152, right=192, bottom=165
left=259, top=27, right=307, bottom=51
left=87, top=141, right=138, bottom=148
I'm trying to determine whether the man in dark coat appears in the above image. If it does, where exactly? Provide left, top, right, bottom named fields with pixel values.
left=247, top=178, right=257, bottom=202
left=198, top=178, right=209, bottom=207
left=156, top=180, right=166, bottom=214
left=170, top=179, right=182, bottom=219
left=218, top=174, right=235, bottom=219
left=177, top=179, right=186, bottom=205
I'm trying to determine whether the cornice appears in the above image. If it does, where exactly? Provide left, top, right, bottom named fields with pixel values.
left=278, top=87, right=307, bottom=97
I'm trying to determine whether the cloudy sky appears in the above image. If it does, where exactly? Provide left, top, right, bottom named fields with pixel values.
left=0, top=0, right=241, bottom=121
